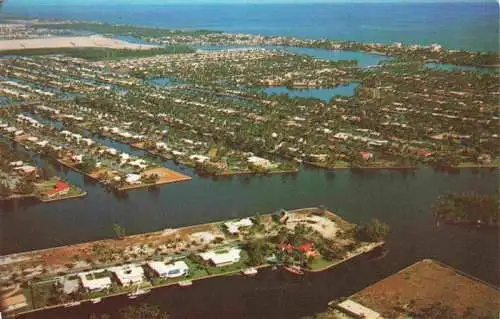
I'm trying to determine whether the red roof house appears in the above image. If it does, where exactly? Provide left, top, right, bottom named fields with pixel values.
left=360, top=151, right=373, bottom=161
left=47, top=181, right=70, bottom=198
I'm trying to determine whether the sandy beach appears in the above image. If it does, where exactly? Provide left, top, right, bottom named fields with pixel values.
left=0, top=35, right=157, bottom=51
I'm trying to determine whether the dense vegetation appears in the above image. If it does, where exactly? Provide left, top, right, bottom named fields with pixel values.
left=0, top=46, right=195, bottom=60
left=433, top=192, right=498, bottom=226
left=355, top=218, right=390, bottom=242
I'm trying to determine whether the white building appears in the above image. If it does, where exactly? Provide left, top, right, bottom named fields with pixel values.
left=148, top=260, right=189, bottom=278
left=247, top=156, right=274, bottom=169
left=125, top=174, right=141, bottom=184
left=78, top=271, right=112, bottom=292
left=199, top=248, right=241, bottom=267
left=109, top=264, right=144, bottom=287
left=224, top=218, right=253, bottom=235
left=336, top=299, right=381, bottom=319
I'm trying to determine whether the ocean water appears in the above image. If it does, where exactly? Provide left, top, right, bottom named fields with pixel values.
left=1, top=2, right=498, bottom=52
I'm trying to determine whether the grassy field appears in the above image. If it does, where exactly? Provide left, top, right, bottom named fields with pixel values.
left=0, top=46, right=195, bottom=59
left=351, top=259, right=500, bottom=317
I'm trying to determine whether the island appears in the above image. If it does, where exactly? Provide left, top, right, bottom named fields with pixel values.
left=433, top=192, right=498, bottom=227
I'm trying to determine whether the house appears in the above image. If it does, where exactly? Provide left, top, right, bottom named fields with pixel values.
left=189, top=155, right=210, bottom=164
left=247, top=156, right=274, bottom=169
left=335, top=299, right=381, bottom=319
left=0, top=294, right=28, bottom=312
left=360, top=151, right=373, bottom=161
left=125, top=174, right=141, bottom=184
left=78, top=271, right=112, bottom=291
left=199, top=248, right=241, bottom=267
left=298, top=242, right=319, bottom=257
left=71, top=154, right=84, bottom=164
left=148, top=260, right=189, bottom=278
left=13, top=165, right=36, bottom=175
left=224, top=218, right=253, bottom=235
left=109, top=264, right=144, bottom=287
left=9, top=161, right=23, bottom=167
left=46, top=181, right=70, bottom=198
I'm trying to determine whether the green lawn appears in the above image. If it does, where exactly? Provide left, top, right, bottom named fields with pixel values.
left=309, top=257, right=336, bottom=271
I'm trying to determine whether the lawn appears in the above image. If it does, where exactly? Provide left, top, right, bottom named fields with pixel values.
left=309, top=257, right=336, bottom=271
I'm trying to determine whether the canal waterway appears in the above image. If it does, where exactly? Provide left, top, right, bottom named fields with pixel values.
left=264, top=82, right=359, bottom=101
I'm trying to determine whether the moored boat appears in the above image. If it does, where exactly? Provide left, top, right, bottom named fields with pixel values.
left=242, top=267, right=258, bottom=276
left=127, top=287, right=150, bottom=299
left=178, top=280, right=193, bottom=287
left=284, top=265, right=304, bottom=275
left=64, top=301, right=82, bottom=307
left=91, top=297, right=102, bottom=304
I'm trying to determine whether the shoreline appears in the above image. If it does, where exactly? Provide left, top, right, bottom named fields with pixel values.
left=9, top=138, right=192, bottom=192
left=0, top=207, right=383, bottom=316
left=5, top=209, right=382, bottom=317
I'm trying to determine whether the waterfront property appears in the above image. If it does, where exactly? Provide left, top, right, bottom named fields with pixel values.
left=78, top=270, right=112, bottom=292
left=224, top=218, right=254, bottom=235
left=199, top=248, right=242, bottom=267
left=148, top=260, right=189, bottom=279
left=0, top=208, right=386, bottom=315
left=108, top=264, right=145, bottom=287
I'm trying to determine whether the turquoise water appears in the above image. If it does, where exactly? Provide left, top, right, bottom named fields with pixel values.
left=196, top=45, right=390, bottom=68
left=264, top=82, right=359, bottom=101
left=279, top=47, right=389, bottom=68
left=2, top=3, right=498, bottom=51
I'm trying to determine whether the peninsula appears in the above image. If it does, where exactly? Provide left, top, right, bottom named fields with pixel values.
left=0, top=207, right=387, bottom=315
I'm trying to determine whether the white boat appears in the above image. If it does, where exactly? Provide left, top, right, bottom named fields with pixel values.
left=64, top=301, right=82, bottom=307
left=178, top=280, right=193, bottom=287
left=243, top=267, right=258, bottom=276
left=127, top=288, right=150, bottom=299
left=91, top=298, right=102, bottom=304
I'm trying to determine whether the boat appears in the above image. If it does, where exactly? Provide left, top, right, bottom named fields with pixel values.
left=127, top=287, right=150, bottom=299
left=178, top=280, right=193, bottom=287
left=242, top=267, right=258, bottom=276
left=284, top=265, right=304, bottom=275
left=91, top=298, right=102, bottom=304
left=64, top=301, right=82, bottom=308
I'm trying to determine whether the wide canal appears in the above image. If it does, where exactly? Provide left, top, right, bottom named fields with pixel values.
left=1, top=137, right=498, bottom=318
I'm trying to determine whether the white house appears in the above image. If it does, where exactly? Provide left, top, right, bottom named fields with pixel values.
left=109, top=264, right=144, bottom=287
left=247, top=156, right=274, bottom=169
left=199, top=248, right=241, bottom=267
left=78, top=271, right=112, bottom=292
left=224, top=218, right=253, bottom=235
left=189, top=155, right=210, bottom=164
left=148, top=260, right=189, bottom=278
left=125, top=174, right=141, bottom=184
